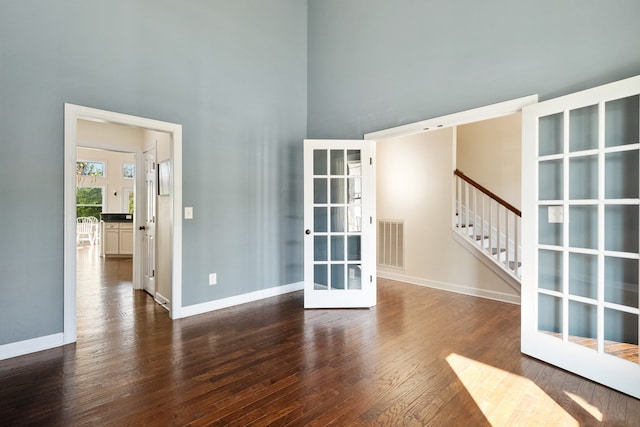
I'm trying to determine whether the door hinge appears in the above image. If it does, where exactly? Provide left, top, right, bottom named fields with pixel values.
left=369, top=157, right=373, bottom=165
left=370, top=216, right=373, bottom=224
left=152, top=269, right=155, bottom=278
left=370, top=275, right=373, bottom=283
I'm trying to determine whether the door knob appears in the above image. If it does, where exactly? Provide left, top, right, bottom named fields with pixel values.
left=305, top=229, right=311, bottom=235
left=139, top=226, right=146, bottom=230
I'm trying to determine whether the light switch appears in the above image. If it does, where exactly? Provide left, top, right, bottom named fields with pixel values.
left=548, top=206, right=563, bottom=224
left=185, top=207, right=193, bottom=219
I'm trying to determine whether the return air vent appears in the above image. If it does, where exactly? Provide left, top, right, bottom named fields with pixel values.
left=378, top=220, right=405, bottom=269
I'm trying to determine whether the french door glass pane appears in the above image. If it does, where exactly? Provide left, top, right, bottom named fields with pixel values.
left=330, top=150, right=344, bottom=175
left=347, top=236, right=361, bottom=261
left=314, top=178, right=327, bottom=204
left=314, top=236, right=327, bottom=261
left=330, top=178, right=345, bottom=203
left=569, top=253, right=597, bottom=299
left=538, top=206, right=563, bottom=246
left=332, top=264, right=345, bottom=289
left=569, top=105, right=598, bottom=152
left=569, top=155, right=598, bottom=199
left=539, top=249, right=562, bottom=292
left=604, top=257, right=639, bottom=308
left=314, top=150, right=327, bottom=175
left=604, top=309, right=639, bottom=363
left=605, top=95, right=639, bottom=147
left=569, top=206, right=598, bottom=249
left=539, top=113, right=564, bottom=156
left=605, top=205, right=639, bottom=253
left=539, top=294, right=562, bottom=334
left=568, top=301, right=597, bottom=350
left=605, top=150, right=639, bottom=199
left=314, top=264, right=328, bottom=290
left=314, top=207, right=327, bottom=232
left=347, top=265, right=362, bottom=289
left=539, top=160, right=563, bottom=200
left=331, top=207, right=345, bottom=232
left=331, top=236, right=344, bottom=261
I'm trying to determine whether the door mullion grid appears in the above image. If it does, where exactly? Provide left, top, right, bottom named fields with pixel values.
left=562, top=109, right=570, bottom=343
left=597, top=101, right=606, bottom=354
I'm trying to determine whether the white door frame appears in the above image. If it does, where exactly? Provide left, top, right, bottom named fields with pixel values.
left=64, top=103, right=183, bottom=345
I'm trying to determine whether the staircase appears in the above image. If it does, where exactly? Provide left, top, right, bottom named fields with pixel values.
left=453, top=169, right=521, bottom=291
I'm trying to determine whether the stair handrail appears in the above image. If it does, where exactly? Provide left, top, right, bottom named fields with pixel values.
left=453, top=169, right=521, bottom=217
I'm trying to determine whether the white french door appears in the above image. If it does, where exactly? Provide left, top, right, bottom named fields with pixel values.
left=303, top=139, right=376, bottom=308
left=522, top=75, right=640, bottom=398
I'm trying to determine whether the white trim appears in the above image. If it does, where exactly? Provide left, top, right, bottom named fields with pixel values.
left=364, top=95, right=538, bottom=141
left=452, top=231, right=521, bottom=293
left=378, top=271, right=521, bottom=305
left=181, top=282, right=304, bottom=318
left=0, top=333, right=64, bottom=361
left=64, top=104, right=184, bottom=347
left=154, top=292, right=170, bottom=311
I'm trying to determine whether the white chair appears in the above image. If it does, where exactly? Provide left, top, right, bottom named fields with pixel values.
left=77, top=217, right=98, bottom=245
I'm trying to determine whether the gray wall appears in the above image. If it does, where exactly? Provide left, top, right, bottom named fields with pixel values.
left=0, top=0, right=307, bottom=344
left=308, top=0, right=640, bottom=139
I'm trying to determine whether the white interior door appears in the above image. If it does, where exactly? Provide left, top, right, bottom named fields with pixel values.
left=143, top=148, right=157, bottom=296
left=522, top=75, right=640, bottom=398
left=304, top=139, right=376, bottom=308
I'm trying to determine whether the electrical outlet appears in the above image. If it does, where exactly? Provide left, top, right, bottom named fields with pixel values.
left=185, top=207, right=193, bottom=219
left=209, top=273, right=217, bottom=285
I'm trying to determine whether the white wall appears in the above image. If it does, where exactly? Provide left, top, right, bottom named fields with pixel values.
left=457, top=113, right=522, bottom=209
left=77, top=119, right=143, bottom=151
left=76, top=147, right=135, bottom=213
left=377, top=128, right=519, bottom=302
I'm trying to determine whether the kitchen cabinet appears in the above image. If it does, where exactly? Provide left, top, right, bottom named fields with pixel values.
left=102, top=222, right=133, bottom=256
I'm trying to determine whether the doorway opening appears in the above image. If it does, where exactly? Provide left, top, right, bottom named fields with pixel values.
left=366, top=95, right=537, bottom=303
left=64, top=104, right=184, bottom=345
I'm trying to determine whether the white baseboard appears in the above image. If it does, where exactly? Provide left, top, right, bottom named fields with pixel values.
left=0, top=333, right=64, bottom=361
left=181, top=281, right=304, bottom=318
left=378, top=271, right=521, bottom=305
left=154, top=292, right=170, bottom=311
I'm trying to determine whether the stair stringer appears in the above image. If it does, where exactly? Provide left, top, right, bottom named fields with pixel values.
left=452, top=230, right=521, bottom=293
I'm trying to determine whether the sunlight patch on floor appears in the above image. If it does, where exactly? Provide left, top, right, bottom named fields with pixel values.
left=446, top=353, right=578, bottom=426
left=564, top=391, right=603, bottom=422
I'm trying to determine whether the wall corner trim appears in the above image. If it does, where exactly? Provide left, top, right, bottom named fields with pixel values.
left=180, top=282, right=304, bottom=318
left=0, top=333, right=64, bottom=361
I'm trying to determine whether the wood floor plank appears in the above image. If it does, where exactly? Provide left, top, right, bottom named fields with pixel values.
left=0, top=249, right=638, bottom=425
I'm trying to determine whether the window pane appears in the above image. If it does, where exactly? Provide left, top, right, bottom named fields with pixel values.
left=605, top=95, right=639, bottom=148
left=330, top=150, right=344, bottom=175
left=539, top=294, right=562, bottom=334
left=539, top=113, right=563, bottom=156
left=605, top=257, right=639, bottom=308
left=539, top=160, right=563, bottom=200
left=314, top=150, right=327, bottom=175
left=76, top=161, right=104, bottom=177
left=569, top=253, right=597, bottom=299
left=569, top=105, right=598, bottom=152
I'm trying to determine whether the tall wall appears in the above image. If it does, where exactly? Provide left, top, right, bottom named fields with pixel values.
left=308, top=0, right=640, bottom=139
left=457, top=113, right=522, bottom=209
left=0, top=1, right=307, bottom=346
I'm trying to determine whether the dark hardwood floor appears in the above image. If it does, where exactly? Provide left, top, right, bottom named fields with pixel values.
left=1, top=245, right=638, bottom=426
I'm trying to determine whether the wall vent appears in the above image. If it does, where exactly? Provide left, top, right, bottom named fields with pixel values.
left=378, top=220, right=405, bottom=269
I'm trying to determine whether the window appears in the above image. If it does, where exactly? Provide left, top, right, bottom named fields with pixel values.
left=77, top=187, right=104, bottom=219
left=123, top=163, right=135, bottom=179
left=77, top=161, right=105, bottom=177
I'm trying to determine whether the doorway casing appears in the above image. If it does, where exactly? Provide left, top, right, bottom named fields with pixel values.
left=64, top=103, right=183, bottom=345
